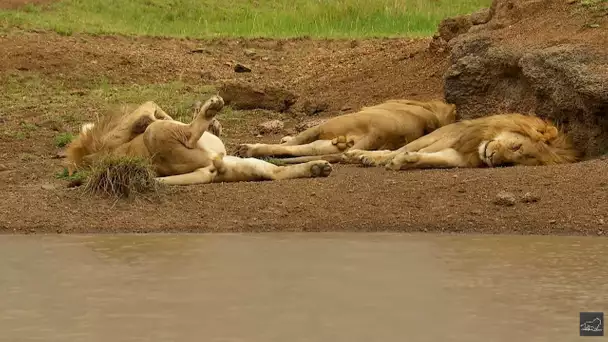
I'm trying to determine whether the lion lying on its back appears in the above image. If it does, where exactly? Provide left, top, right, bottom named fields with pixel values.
left=65, top=95, right=333, bottom=186
left=344, top=113, right=579, bottom=170
left=235, top=99, right=457, bottom=164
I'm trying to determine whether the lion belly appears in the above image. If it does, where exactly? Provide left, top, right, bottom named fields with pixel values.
left=197, top=131, right=226, bottom=155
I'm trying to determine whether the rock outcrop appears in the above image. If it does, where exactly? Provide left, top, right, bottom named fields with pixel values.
left=437, top=0, right=608, bottom=157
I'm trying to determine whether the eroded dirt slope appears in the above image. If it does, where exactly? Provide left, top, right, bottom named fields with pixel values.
left=0, top=0, right=607, bottom=235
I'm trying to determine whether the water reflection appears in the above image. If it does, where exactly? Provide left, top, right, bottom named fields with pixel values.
left=0, top=233, right=605, bottom=342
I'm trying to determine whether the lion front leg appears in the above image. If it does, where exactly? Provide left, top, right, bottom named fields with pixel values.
left=384, top=148, right=469, bottom=171
left=343, top=149, right=399, bottom=166
left=236, top=136, right=354, bottom=158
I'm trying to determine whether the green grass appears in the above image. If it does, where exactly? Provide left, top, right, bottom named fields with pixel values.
left=0, top=71, right=217, bottom=127
left=0, top=0, right=492, bottom=38
left=54, top=132, right=75, bottom=147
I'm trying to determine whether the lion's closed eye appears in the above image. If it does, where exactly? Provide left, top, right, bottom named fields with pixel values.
left=511, top=143, right=522, bottom=151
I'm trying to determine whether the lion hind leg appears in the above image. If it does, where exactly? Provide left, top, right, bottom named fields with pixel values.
left=185, top=95, right=225, bottom=149
left=214, top=156, right=332, bottom=183
left=155, top=165, right=217, bottom=185
left=385, top=148, right=469, bottom=171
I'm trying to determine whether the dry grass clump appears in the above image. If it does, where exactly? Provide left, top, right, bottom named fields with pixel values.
left=82, top=155, right=163, bottom=199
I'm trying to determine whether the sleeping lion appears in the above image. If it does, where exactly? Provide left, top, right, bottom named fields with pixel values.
left=344, top=113, right=580, bottom=170
left=234, top=99, right=457, bottom=164
left=65, top=95, right=333, bottom=185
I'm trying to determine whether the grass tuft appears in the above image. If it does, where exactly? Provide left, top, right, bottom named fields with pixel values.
left=54, top=132, right=75, bottom=147
left=261, top=157, right=288, bottom=166
left=82, top=155, right=162, bottom=199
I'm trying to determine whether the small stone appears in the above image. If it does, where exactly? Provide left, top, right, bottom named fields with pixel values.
left=53, top=150, right=67, bottom=159
left=567, top=0, right=577, bottom=4
left=470, top=8, right=491, bottom=25
left=302, top=100, right=329, bottom=116
left=599, top=219, right=605, bottom=225
left=244, top=49, right=256, bottom=57
left=598, top=230, right=604, bottom=236
left=340, top=105, right=352, bottom=111
left=0, top=164, right=7, bottom=172
left=191, top=47, right=209, bottom=54
left=493, top=191, right=516, bottom=206
left=257, top=120, right=284, bottom=135
left=521, top=192, right=540, bottom=203
left=549, top=219, right=557, bottom=224
left=234, top=63, right=252, bottom=73
left=588, top=24, right=600, bottom=28
left=67, top=179, right=83, bottom=188
left=261, top=56, right=270, bottom=61
left=41, top=184, right=56, bottom=190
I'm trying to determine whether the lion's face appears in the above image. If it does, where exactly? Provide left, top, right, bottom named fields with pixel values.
left=479, top=131, right=555, bottom=167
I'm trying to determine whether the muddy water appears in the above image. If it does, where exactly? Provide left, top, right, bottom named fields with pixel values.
left=0, top=233, right=605, bottom=342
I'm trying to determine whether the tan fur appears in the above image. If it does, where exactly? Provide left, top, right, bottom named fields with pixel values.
left=234, top=99, right=457, bottom=164
left=344, top=113, right=580, bottom=170
left=65, top=96, right=333, bottom=186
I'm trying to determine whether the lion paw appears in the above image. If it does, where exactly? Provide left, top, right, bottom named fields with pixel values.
left=331, top=136, right=354, bottom=151
left=201, top=95, right=225, bottom=119
left=385, top=152, right=419, bottom=171
left=280, top=135, right=294, bottom=144
left=310, top=161, right=332, bottom=178
left=208, top=118, right=223, bottom=137
left=342, top=149, right=367, bottom=162
left=235, top=144, right=257, bottom=158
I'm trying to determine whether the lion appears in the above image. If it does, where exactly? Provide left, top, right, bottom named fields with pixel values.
left=343, top=113, right=580, bottom=170
left=234, top=99, right=458, bottom=164
left=65, top=95, right=333, bottom=185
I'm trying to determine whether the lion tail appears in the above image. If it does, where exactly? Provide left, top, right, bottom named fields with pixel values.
left=286, top=126, right=322, bottom=145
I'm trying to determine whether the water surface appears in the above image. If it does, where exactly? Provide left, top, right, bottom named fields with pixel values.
left=0, top=233, right=605, bottom=342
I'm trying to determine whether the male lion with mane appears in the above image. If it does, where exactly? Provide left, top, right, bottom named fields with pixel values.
left=65, top=95, right=333, bottom=185
left=344, top=113, right=580, bottom=170
left=234, top=99, right=457, bottom=164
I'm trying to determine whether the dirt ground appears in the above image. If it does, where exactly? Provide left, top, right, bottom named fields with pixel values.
left=0, top=0, right=607, bottom=235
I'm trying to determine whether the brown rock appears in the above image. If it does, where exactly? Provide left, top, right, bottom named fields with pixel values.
left=218, top=82, right=298, bottom=112
left=295, top=119, right=326, bottom=133
left=437, top=15, right=473, bottom=42
left=470, top=8, right=491, bottom=25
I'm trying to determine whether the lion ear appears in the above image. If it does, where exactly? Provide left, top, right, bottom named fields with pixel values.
left=540, top=126, right=559, bottom=142
left=534, top=125, right=558, bottom=142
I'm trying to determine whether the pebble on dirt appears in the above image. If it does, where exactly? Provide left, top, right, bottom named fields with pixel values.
left=234, top=63, right=252, bottom=73
left=493, top=191, right=517, bottom=206
left=521, top=192, right=540, bottom=203
left=257, top=120, right=285, bottom=135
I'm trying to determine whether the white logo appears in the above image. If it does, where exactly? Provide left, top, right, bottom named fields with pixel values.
left=581, top=317, right=603, bottom=332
